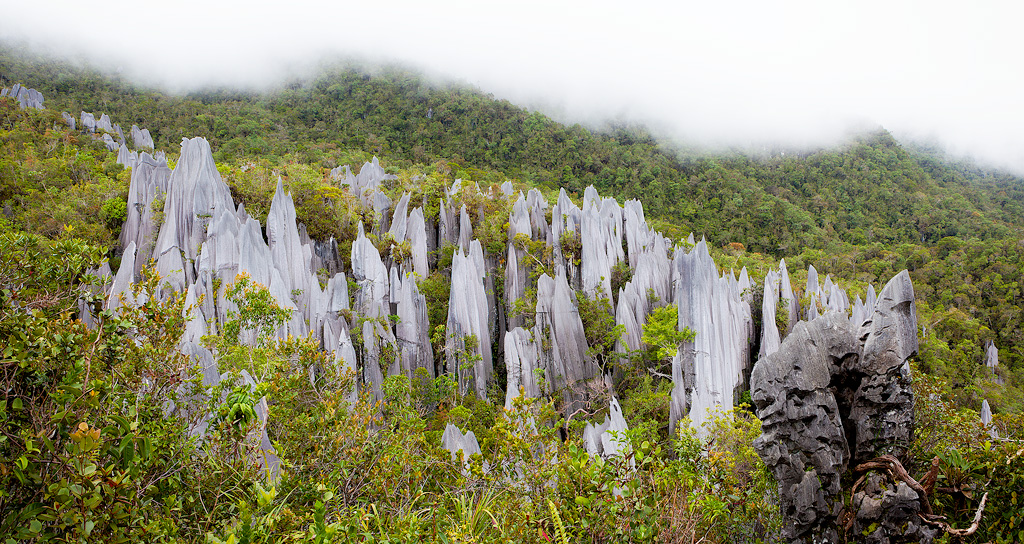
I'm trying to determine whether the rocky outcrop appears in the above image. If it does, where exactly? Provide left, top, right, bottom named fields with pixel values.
left=504, top=327, right=541, bottom=409
left=131, top=125, right=154, bottom=149
left=751, top=271, right=921, bottom=543
left=1, top=84, right=44, bottom=109
left=671, top=239, right=753, bottom=434
left=446, top=242, right=492, bottom=397
left=534, top=268, right=599, bottom=402
left=582, top=397, right=631, bottom=462
left=441, top=423, right=487, bottom=474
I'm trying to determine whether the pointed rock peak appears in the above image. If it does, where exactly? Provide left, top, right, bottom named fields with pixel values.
left=357, top=221, right=365, bottom=238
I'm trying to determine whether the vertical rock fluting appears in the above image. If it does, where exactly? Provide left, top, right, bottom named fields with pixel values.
left=533, top=268, right=599, bottom=406
left=848, top=270, right=917, bottom=464
left=504, top=327, right=541, bottom=409
left=446, top=242, right=492, bottom=397
left=2, top=84, right=44, bottom=109
left=752, top=271, right=923, bottom=543
left=671, top=239, right=753, bottom=433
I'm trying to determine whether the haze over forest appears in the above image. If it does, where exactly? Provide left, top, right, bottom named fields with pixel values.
left=2, top=0, right=1022, bottom=172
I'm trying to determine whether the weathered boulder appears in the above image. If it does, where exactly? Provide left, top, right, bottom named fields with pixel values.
left=849, top=472, right=939, bottom=544
left=752, top=312, right=858, bottom=543
left=752, top=270, right=922, bottom=543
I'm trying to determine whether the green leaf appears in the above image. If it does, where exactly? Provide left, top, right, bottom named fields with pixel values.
left=12, top=398, right=22, bottom=411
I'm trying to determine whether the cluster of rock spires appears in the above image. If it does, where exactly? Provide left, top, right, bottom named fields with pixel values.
left=1, top=83, right=44, bottom=109
left=12, top=83, right=981, bottom=539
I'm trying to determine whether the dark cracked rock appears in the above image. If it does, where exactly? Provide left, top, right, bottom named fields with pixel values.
left=751, top=271, right=923, bottom=544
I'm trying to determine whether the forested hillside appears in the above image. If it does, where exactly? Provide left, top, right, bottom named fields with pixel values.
left=2, top=44, right=1020, bottom=410
left=2, top=43, right=1024, bottom=543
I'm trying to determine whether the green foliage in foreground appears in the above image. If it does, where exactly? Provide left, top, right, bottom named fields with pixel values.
left=1, top=231, right=784, bottom=543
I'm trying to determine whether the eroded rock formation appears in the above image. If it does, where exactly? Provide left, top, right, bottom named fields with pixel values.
left=752, top=271, right=923, bottom=543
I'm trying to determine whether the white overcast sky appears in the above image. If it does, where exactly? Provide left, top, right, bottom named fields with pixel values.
left=2, top=0, right=1022, bottom=171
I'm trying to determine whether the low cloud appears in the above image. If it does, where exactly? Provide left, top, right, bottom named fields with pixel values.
left=3, top=0, right=1022, bottom=171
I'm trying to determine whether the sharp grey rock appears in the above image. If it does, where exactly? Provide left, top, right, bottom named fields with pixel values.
left=533, top=269, right=599, bottom=401
left=121, top=151, right=172, bottom=276
left=438, top=197, right=458, bottom=248
left=581, top=186, right=624, bottom=298
left=505, top=242, right=527, bottom=330
left=441, top=423, right=487, bottom=473
left=500, top=180, right=514, bottom=196
left=153, top=137, right=234, bottom=274
left=77, top=262, right=113, bottom=328
left=613, top=228, right=672, bottom=356
left=849, top=270, right=917, bottom=464
left=447, top=178, right=463, bottom=197
left=985, top=341, right=1005, bottom=385
left=504, top=327, right=540, bottom=409
left=97, top=114, right=113, bottom=134
left=325, top=320, right=359, bottom=403
left=389, top=265, right=403, bottom=304
left=671, top=239, right=753, bottom=433
left=525, top=188, right=549, bottom=242
left=779, top=259, right=797, bottom=333
left=752, top=313, right=857, bottom=543
left=237, top=370, right=281, bottom=481
left=2, top=84, right=44, bottom=109
left=176, top=341, right=220, bottom=439
left=267, top=178, right=318, bottom=328
left=407, top=207, right=429, bottom=278
left=116, top=144, right=138, bottom=170
left=457, top=205, right=474, bottom=253
left=509, top=194, right=532, bottom=241
left=986, top=340, right=999, bottom=369
left=351, top=222, right=390, bottom=318
left=582, top=397, right=632, bottom=464
left=61, top=111, right=76, bottom=130
left=101, top=133, right=119, bottom=152
left=760, top=270, right=781, bottom=359
left=181, top=284, right=208, bottom=345
left=345, top=157, right=396, bottom=206
left=372, top=191, right=393, bottom=233
left=107, top=241, right=138, bottom=312
left=446, top=244, right=492, bottom=397
left=130, top=124, right=154, bottom=149
left=395, top=272, right=433, bottom=379
left=752, top=270, right=923, bottom=543
left=551, top=189, right=582, bottom=284
left=388, top=192, right=411, bottom=242
left=80, top=111, right=97, bottom=133
left=980, top=399, right=993, bottom=428
left=361, top=319, right=396, bottom=402
left=330, top=164, right=353, bottom=184
left=323, top=272, right=350, bottom=314
left=113, top=124, right=125, bottom=146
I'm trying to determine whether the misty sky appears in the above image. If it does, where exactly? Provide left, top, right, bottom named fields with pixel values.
left=2, top=0, right=1022, bottom=171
